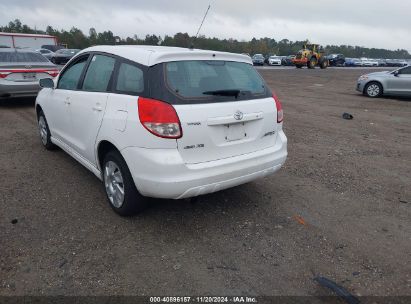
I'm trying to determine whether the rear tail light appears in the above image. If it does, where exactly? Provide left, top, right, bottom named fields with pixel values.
left=273, top=93, right=283, bottom=123
left=0, top=69, right=59, bottom=78
left=138, top=97, right=182, bottom=139
left=0, top=71, right=11, bottom=79
left=45, top=70, right=59, bottom=77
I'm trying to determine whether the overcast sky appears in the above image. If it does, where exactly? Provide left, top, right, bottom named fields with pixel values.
left=1, top=0, right=410, bottom=51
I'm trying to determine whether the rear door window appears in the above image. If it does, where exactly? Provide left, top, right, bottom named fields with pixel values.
left=115, top=62, right=144, bottom=94
left=82, top=54, right=116, bottom=92
left=164, top=61, right=266, bottom=101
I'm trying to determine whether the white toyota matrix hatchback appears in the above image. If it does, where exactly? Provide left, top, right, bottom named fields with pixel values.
left=36, top=45, right=287, bottom=216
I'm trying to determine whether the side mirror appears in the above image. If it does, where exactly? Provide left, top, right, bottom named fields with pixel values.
left=39, top=78, right=55, bottom=89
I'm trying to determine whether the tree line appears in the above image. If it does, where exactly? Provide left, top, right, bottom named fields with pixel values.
left=1, top=19, right=410, bottom=59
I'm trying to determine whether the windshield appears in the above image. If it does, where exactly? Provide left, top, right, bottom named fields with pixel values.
left=0, top=52, right=50, bottom=63
left=253, top=55, right=264, bottom=59
left=164, top=60, right=266, bottom=100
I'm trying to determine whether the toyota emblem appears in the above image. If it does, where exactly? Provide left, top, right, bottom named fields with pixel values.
left=234, top=110, right=244, bottom=121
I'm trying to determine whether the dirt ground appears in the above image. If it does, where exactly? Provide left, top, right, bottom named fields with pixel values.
left=0, top=67, right=410, bottom=298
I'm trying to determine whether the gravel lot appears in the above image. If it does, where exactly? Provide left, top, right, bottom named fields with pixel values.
left=1, top=68, right=410, bottom=298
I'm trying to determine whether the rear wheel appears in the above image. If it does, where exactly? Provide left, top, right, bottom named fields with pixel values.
left=308, top=57, right=317, bottom=69
left=364, top=82, right=383, bottom=98
left=102, top=150, right=148, bottom=216
left=296, top=64, right=303, bottom=69
left=37, top=110, right=55, bottom=150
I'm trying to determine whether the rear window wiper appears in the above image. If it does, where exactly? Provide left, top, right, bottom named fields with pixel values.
left=202, top=89, right=241, bottom=97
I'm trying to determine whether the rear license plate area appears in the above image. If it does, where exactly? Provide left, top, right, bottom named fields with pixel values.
left=23, top=73, right=36, bottom=80
left=225, top=123, right=246, bottom=142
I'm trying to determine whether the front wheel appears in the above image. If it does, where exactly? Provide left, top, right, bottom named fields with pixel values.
left=295, top=64, right=303, bottom=69
left=320, top=59, right=328, bottom=69
left=364, top=82, right=383, bottom=98
left=102, top=150, right=148, bottom=216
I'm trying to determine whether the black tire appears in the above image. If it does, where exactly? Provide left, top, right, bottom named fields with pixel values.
left=308, top=57, right=317, bottom=69
left=296, top=64, right=303, bottom=69
left=364, top=82, right=383, bottom=98
left=102, top=150, right=148, bottom=216
left=37, top=110, right=55, bottom=150
left=320, top=59, right=328, bottom=69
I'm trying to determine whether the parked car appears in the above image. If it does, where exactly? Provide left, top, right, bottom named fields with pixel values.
left=344, top=58, right=362, bottom=67
left=356, top=65, right=411, bottom=98
left=51, top=49, right=80, bottom=65
left=327, top=54, right=345, bottom=66
left=35, top=45, right=288, bottom=216
left=0, top=48, right=59, bottom=99
left=385, top=59, right=407, bottom=67
left=361, top=58, right=379, bottom=67
left=281, top=55, right=296, bottom=66
left=36, top=48, right=55, bottom=61
left=41, top=44, right=65, bottom=52
left=268, top=56, right=282, bottom=66
left=252, top=54, right=265, bottom=66
left=376, top=59, right=387, bottom=67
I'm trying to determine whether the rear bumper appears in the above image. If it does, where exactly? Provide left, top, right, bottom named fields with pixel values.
left=121, top=131, right=287, bottom=199
left=0, top=81, right=41, bottom=99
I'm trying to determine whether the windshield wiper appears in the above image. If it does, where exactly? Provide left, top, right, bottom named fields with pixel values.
left=202, top=89, right=241, bottom=97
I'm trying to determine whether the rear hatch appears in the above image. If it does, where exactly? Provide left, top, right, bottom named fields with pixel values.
left=175, top=98, right=279, bottom=164
left=0, top=51, right=58, bottom=82
left=156, top=60, right=281, bottom=164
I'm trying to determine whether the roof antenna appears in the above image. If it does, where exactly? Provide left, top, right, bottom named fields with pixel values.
left=190, top=4, right=211, bottom=49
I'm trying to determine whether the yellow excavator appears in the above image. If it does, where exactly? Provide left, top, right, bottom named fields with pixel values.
left=292, top=43, right=329, bottom=69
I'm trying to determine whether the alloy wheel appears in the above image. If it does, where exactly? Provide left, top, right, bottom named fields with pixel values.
left=104, top=161, right=125, bottom=208
left=367, top=84, right=380, bottom=97
left=38, top=116, right=48, bottom=145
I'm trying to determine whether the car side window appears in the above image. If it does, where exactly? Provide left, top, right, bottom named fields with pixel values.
left=399, top=67, right=411, bottom=75
left=116, top=62, right=144, bottom=94
left=82, top=54, right=116, bottom=92
left=57, top=56, right=89, bottom=90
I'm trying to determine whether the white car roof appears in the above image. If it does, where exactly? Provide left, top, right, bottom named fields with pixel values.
left=77, top=45, right=253, bottom=66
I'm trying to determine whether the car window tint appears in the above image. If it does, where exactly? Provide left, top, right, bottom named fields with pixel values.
left=0, top=52, right=49, bottom=63
left=82, top=54, right=115, bottom=92
left=399, top=67, right=411, bottom=75
left=165, top=61, right=265, bottom=99
left=57, top=57, right=88, bottom=90
left=116, top=62, right=144, bottom=93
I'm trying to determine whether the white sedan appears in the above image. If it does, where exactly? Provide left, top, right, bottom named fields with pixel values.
left=268, top=56, right=282, bottom=66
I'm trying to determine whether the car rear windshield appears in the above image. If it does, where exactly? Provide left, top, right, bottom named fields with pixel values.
left=164, top=60, right=267, bottom=101
left=0, top=52, right=49, bottom=63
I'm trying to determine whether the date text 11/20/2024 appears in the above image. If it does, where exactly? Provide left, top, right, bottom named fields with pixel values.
left=150, top=296, right=258, bottom=303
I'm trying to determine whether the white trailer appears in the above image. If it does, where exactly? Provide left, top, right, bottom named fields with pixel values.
left=0, top=32, right=57, bottom=49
